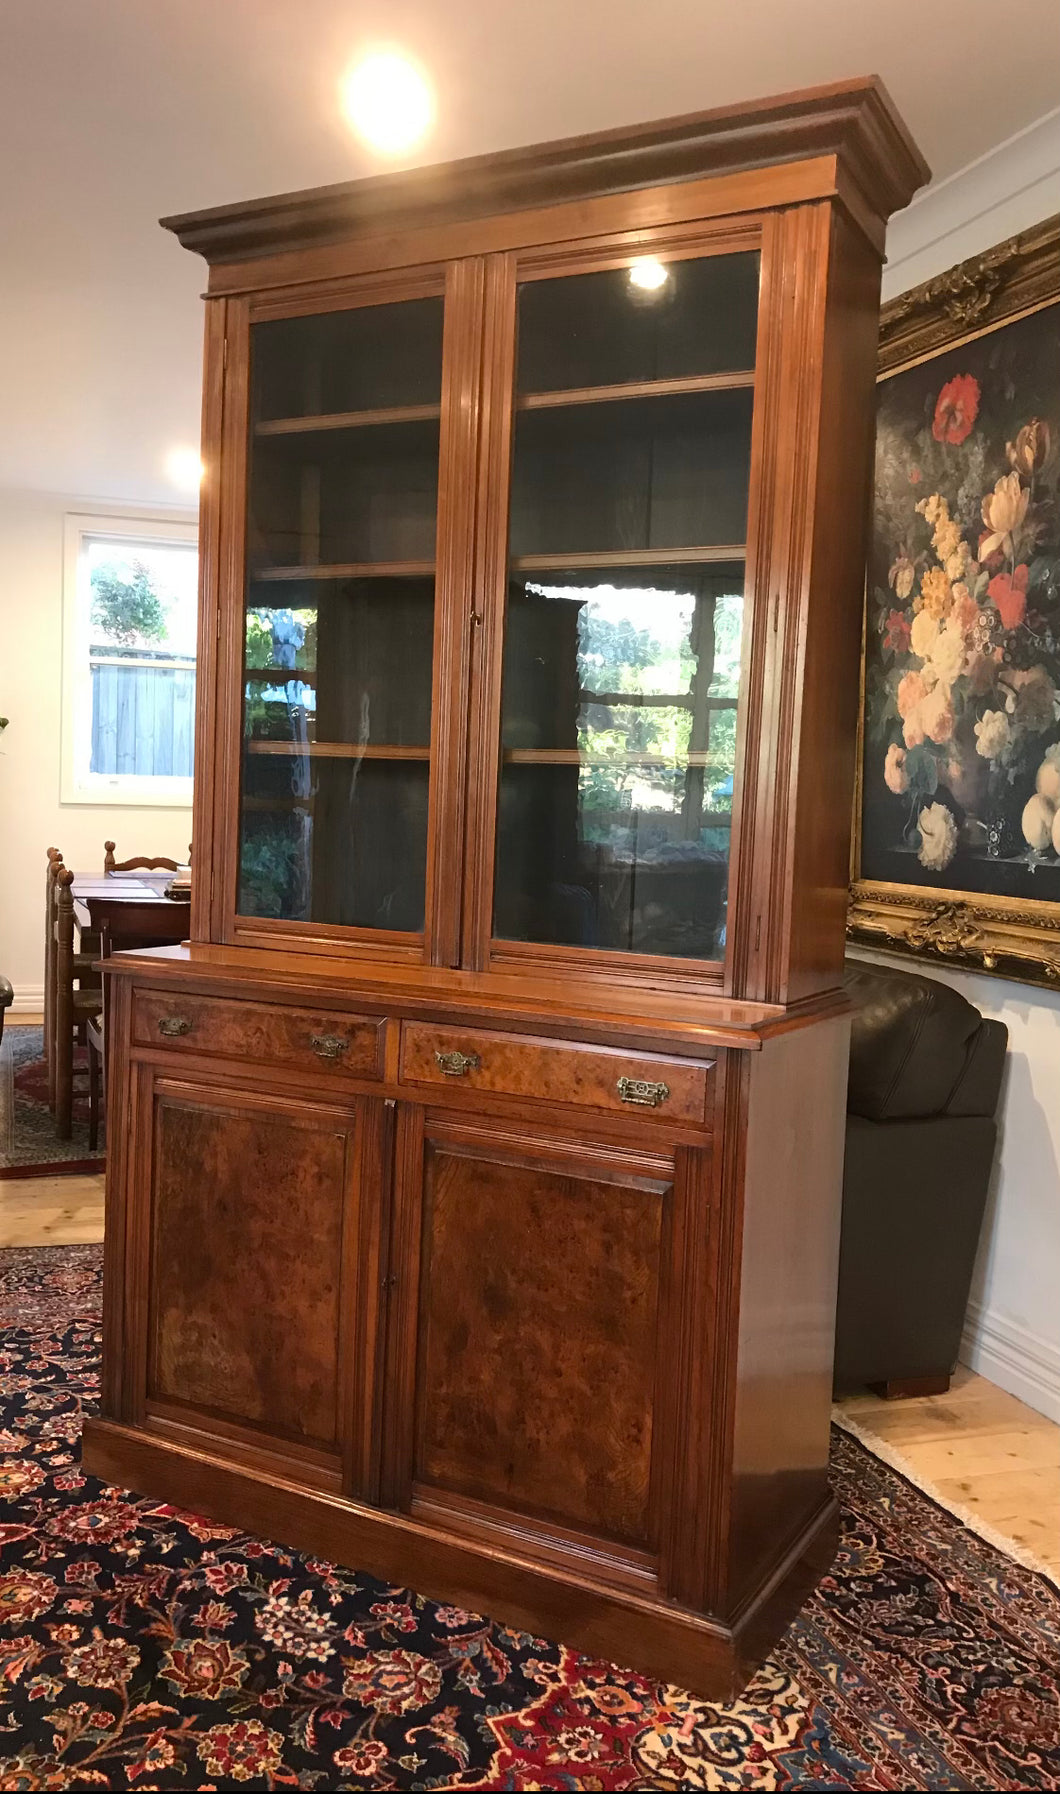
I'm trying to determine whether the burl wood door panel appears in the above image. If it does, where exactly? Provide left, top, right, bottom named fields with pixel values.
left=393, top=1117, right=674, bottom=1560
left=145, top=1081, right=364, bottom=1459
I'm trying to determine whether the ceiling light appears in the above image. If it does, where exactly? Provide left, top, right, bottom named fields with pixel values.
left=166, top=447, right=204, bottom=492
left=629, top=258, right=669, bottom=291
left=340, top=51, right=434, bottom=156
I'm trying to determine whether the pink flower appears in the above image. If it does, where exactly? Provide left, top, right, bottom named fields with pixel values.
left=988, top=564, right=1030, bottom=631
left=932, top=373, right=980, bottom=445
left=897, top=671, right=926, bottom=720
left=920, top=686, right=955, bottom=744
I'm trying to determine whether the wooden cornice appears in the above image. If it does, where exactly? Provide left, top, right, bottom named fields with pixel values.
left=162, top=76, right=929, bottom=265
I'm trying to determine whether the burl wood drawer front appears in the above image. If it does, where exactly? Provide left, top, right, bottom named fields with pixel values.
left=400, top=1022, right=712, bottom=1123
left=132, top=991, right=384, bottom=1079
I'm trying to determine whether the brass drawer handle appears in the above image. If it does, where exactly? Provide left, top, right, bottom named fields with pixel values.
left=157, top=1016, right=192, bottom=1037
left=435, top=1049, right=480, bottom=1077
left=311, top=1034, right=349, bottom=1060
left=617, top=1076, right=670, bottom=1108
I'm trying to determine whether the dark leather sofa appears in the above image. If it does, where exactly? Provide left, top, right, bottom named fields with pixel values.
left=835, top=959, right=1008, bottom=1398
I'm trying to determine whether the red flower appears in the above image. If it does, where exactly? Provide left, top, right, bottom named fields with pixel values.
left=882, top=609, right=911, bottom=652
left=932, top=374, right=980, bottom=445
left=161, top=1638, right=247, bottom=1699
left=909, top=465, right=922, bottom=484
left=197, top=1717, right=283, bottom=1782
left=988, top=564, right=1029, bottom=631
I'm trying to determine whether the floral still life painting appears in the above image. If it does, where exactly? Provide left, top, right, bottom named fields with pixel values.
left=860, top=299, right=1060, bottom=905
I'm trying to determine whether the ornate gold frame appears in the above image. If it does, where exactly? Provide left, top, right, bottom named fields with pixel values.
left=848, top=212, right=1060, bottom=989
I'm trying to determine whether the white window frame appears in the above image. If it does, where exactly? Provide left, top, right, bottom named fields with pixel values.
left=61, top=511, right=199, bottom=807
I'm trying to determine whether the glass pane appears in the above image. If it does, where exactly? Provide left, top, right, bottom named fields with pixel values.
left=252, top=298, right=444, bottom=421
left=517, top=252, right=760, bottom=392
left=239, top=294, right=443, bottom=932
left=510, top=389, right=753, bottom=559
left=248, top=419, right=440, bottom=571
left=493, top=564, right=744, bottom=960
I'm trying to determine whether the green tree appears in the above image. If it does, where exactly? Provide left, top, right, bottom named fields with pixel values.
left=90, top=559, right=168, bottom=646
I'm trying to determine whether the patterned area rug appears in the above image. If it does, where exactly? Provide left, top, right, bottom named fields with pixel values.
left=0, top=1027, right=105, bottom=1177
left=0, top=1246, right=1057, bottom=1790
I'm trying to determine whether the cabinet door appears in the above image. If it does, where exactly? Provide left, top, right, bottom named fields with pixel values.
left=129, top=1070, right=388, bottom=1495
left=224, top=265, right=481, bottom=963
left=467, top=239, right=760, bottom=977
left=382, top=1112, right=686, bottom=1587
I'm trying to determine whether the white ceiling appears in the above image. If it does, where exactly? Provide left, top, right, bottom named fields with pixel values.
left=3, top=0, right=1058, bottom=504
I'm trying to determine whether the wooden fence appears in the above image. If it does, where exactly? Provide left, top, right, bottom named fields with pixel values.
left=90, top=656, right=196, bottom=778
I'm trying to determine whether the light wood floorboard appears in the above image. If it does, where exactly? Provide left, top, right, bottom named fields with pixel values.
left=0, top=1173, right=106, bottom=1245
left=838, top=1365, right=1060, bottom=1579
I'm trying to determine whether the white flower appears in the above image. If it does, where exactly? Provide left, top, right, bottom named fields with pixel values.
left=910, top=610, right=939, bottom=659
left=918, top=802, right=959, bottom=871
left=974, top=709, right=1011, bottom=761
left=884, top=743, right=909, bottom=794
left=1037, top=744, right=1060, bottom=806
left=1021, top=793, right=1055, bottom=851
left=927, top=621, right=966, bottom=687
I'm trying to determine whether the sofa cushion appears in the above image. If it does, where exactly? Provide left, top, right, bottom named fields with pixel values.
left=843, top=959, right=1005, bottom=1122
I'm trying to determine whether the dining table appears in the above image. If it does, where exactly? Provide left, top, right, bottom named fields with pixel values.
left=72, top=873, right=192, bottom=954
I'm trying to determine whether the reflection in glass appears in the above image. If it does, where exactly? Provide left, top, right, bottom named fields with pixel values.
left=493, top=566, right=744, bottom=960
left=516, top=252, right=760, bottom=393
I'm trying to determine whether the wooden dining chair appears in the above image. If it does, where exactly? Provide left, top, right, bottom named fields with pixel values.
left=43, top=847, right=63, bottom=1101
left=45, top=850, right=101, bottom=1111
left=104, top=840, right=190, bottom=875
left=53, top=869, right=103, bottom=1140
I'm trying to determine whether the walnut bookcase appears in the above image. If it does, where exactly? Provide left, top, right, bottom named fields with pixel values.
left=83, top=77, right=928, bottom=1695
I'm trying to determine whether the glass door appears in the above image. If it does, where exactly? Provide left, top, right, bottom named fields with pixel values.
left=491, top=247, right=759, bottom=967
left=237, top=291, right=445, bottom=937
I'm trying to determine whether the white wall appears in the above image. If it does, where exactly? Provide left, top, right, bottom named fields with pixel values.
left=0, top=489, right=195, bottom=1008
left=865, top=111, right=1060, bottom=1422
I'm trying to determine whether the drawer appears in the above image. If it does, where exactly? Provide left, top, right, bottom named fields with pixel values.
left=132, top=991, right=385, bottom=1080
left=400, top=1022, right=712, bottom=1124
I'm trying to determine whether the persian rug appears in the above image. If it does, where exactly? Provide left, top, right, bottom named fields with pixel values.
left=0, top=1027, right=105, bottom=1178
left=0, top=1246, right=1058, bottom=1790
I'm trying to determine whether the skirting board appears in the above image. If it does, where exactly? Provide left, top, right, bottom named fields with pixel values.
left=7, top=986, right=45, bottom=1017
left=961, top=1298, right=1060, bottom=1425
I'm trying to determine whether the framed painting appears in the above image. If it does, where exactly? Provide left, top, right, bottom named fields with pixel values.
left=849, top=213, right=1060, bottom=987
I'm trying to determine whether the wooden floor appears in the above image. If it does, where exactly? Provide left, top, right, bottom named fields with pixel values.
left=0, top=1152, right=1056, bottom=1583
left=837, top=1367, right=1060, bottom=1580
left=0, top=1172, right=106, bottom=1246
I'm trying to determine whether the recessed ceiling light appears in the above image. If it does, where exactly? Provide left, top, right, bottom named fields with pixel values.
left=629, top=257, right=669, bottom=291
left=340, top=51, right=434, bottom=156
left=166, top=448, right=204, bottom=492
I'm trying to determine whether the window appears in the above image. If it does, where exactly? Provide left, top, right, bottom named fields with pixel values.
left=61, top=514, right=198, bottom=805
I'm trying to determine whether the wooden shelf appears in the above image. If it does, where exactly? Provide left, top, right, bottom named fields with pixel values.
left=256, top=403, right=441, bottom=437
left=579, top=690, right=738, bottom=710
left=245, top=740, right=429, bottom=760
left=253, top=561, right=435, bottom=583
left=512, top=547, right=745, bottom=574
left=503, top=748, right=720, bottom=767
left=517, top=370, right=755, bottom=411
